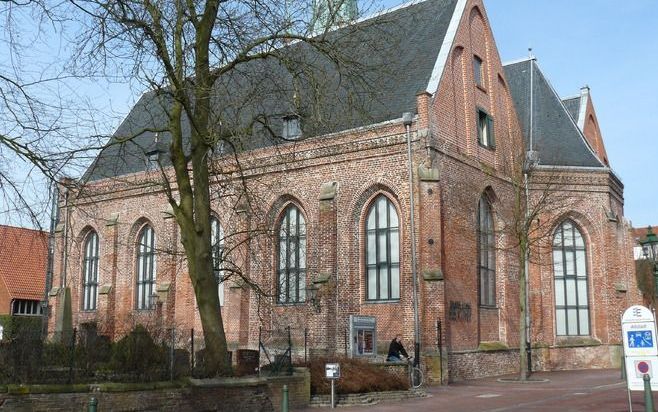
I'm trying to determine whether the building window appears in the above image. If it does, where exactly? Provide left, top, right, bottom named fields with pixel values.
left=82, top=231, right=99, bottom=311
left=553, top=220, right=590, bottom=336
left=282, top=115, right=301, bottom=140
left=477, top=109, right=495, bottom=149
left=145, top=151, right=159, bottom=171
left=478, top=195, right=496, bottom=306
left=211, top=217, right=225, bottom=307
left=277, top=205, right=306, bottom=304
left=473, top=55, right=484, bottom=87
left=136, top=225, right=156, bottom=310
left=365, top=195, right=400, bottom=301
left=11, top=299, right=42, bottom=316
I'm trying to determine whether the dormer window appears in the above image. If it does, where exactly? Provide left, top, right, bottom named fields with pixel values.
left=282, top=115, right=301, bottom=140
left=146, top=151, right=159, bottom=171
left=473, top=55, right=484, bottom=88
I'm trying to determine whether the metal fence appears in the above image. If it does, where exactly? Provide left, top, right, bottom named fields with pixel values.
left=0, top=319, right=330, bottom=384
left=0, top=320, right=198, bottom=384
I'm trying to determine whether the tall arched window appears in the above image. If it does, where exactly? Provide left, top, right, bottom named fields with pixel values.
left=136, top=224, right=156, bottom=310
left=211, top=217, right=225, bottom=306
left=277, top=205, right=306, bottom=304
left=553, top=220, right=589, bottom=336
left=478, top=195, right=495, bottom=306
left=82, top=231, right=99, bottom=311
left=365, top=195, right=399, bottom=301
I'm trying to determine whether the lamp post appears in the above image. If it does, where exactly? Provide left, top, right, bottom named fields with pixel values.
left=640, top=226, right=658, bottom=301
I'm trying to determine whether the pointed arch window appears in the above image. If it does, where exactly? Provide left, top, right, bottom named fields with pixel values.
left=553, top=220, right=590, bottom=336
left=277, top=205, right=306, bottom=304
left=211, top=217, right=225, bottom=306
left=136, top=225, right=156, bottom=310
left=82, top=231, right=99, bottom=311
left=365, top=195, right=400, bottom=301
left=478, top=195, right=496, bottom=306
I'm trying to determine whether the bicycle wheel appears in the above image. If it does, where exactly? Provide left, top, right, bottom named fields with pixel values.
left=411, top=367, right=423, bottom=389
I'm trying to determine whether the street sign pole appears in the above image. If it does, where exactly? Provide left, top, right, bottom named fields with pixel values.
left=325, top=363, right=340, bottom=409
left=331, top=380, right=335, bottom=409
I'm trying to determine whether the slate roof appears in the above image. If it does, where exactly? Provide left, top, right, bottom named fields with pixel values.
left=85, top=0, right=459, bottom=181
left=504, top=59, right=604, bottom=168
left=561, top=96, right=581, bottom=123
left=0, top=225, right=47, bottom=303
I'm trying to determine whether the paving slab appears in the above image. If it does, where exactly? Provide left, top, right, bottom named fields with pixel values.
left=297, top=369, right=656, bottom=411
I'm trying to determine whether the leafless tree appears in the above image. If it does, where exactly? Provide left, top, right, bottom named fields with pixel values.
left=0, top=1, right=118, bottom=228
left=61, top=0, right=394, bottom=376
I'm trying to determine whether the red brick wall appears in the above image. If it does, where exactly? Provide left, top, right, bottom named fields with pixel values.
left=581, top=92, right=610, bottom=166
left=0, top=280, right=10, bottom=315
left=528, top=170, right=640, bottom=350
left=45, top=0, right=640, bottom=381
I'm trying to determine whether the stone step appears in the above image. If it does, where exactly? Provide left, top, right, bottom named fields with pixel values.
left=309, top=389, right=428, bottom=407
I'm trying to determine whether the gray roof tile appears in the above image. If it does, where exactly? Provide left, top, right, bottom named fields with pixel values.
left=504, top=60, right=604, bottom=168
left=561, top=96, right=581, bottom=123
left=85, top=0, right=458, bottom=181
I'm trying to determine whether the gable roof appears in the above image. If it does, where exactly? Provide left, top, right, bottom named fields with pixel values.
left=504, top=59, right=604, bottom=168
left=0, top=225, right=47, bottom=302
left=84, top=0, right=459, bottom=181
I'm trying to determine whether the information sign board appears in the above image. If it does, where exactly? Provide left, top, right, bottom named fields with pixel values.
left=622, top=305, right=658, bottom=391
left=348, top=315, right=377, bottom=358
left=325, top=363, right=340, bottom=379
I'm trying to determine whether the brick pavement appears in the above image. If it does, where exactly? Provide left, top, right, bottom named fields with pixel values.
left=297, top=369, right=654, bottom=411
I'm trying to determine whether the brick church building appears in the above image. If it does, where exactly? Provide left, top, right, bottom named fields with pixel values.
left=46, top=0, right=639, bottom=381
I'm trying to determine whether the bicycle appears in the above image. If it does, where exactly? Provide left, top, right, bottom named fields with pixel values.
left=407, top=357, right=423, bottom=389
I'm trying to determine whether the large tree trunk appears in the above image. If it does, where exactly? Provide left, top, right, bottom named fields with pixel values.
left=179, top=220, right=232, bottom=377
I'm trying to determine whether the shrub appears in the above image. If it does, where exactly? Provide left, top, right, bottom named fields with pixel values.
left=308, top=356, right=407, bottom=395
left=110, top=325, right=166, bottom=380
left=0, top=316, right=44, bottom=383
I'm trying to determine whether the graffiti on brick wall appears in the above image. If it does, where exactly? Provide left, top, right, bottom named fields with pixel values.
left=449, top=301, right=471, bottom=322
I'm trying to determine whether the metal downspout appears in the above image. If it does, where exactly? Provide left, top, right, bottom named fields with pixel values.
left=404, top=112, right=421, bottom=367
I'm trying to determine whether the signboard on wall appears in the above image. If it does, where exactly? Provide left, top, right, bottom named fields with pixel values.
left=349, top=315, right=377, bottom=358
left=621, top=305, right=658, bottom=391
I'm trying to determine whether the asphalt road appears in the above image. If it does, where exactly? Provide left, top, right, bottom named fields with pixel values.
left=299, top=369, right=654, bottom=411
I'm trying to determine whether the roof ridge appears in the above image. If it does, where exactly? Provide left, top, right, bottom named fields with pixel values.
left=305, top=0, right=434, bottom=43
left=0, top=224, right=45, bottom=234
left=355, top=0, right=430, bottom=24
left=502, top=56, right=534, bottom=66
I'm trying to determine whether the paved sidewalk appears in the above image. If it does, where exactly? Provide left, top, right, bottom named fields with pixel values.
left=298, top=369, right=654, bottom=411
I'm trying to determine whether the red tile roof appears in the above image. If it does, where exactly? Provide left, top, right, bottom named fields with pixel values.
left=633, top=226, right=658, bottom=242
left=0, top=225, right=47, bottom=301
